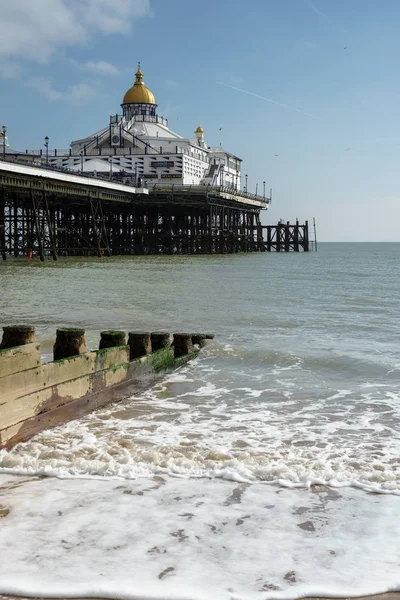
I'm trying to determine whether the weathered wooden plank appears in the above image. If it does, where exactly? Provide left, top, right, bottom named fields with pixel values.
left=0, top=349, right=198, bottom=449
left=0, top=343, right=41, bottom=379
left=0, top=352, right=97, bottom=405
left=0, top=346, right=130, bottom=405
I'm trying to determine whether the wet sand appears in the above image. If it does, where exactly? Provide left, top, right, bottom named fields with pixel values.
left=1, top=473, right=399, bottom=599
left=2, top=594, right=400, bottom=600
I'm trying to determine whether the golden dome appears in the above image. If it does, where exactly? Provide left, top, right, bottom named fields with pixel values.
left=123, top=62, right=156, bottom=105
left=194, top=125, right=204, bottom=134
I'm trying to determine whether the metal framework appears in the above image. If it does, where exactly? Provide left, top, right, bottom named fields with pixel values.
left=0, top=161, right=309, bottom=258
left=262, top=220, right=309, bottom=252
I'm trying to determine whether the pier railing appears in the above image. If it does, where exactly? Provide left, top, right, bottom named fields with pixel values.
left=0, top=155, right=138, bottom=187
left=148, top=183, right=270, bottom=205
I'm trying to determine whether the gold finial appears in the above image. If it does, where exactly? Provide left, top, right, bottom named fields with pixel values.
left=123, top=61, right=156, bottom=105
left=135, top=61, right=143, bottom=83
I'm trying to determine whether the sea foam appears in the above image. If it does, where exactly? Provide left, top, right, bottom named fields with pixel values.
left=0, top=473, right=399, bottom=600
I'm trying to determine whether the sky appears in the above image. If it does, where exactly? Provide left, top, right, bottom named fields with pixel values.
left=1, top=0, right=400, bottom=241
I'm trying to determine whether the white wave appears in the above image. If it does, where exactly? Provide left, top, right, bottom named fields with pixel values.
left=2, top=355, right=400, bottom=493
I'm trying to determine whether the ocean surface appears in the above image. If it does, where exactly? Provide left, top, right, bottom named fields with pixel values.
left=0, top=243, right=400, bottom=599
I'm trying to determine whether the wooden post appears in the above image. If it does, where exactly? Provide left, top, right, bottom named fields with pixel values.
left=173, top=333, right=193, bottom=358
left=313, top=217, right=318, bottom=252
left=192, top=333, right=207, bottom=348
left=0, top=325, right=36, bottom=349
left=99, top=330, right=126, bottom=349
left=128, top=331, right=151, bottom=359
left=54, top=328, right=86, bottom=360
left=151, top=332, right=171, bottom=351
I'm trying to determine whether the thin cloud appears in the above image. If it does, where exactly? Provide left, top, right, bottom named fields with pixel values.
left=83, top=61, right=120, bottom=76
left=28, top=77, right=97, bottom=105
left=216, top=81, right=321, bottom=120
left=303, top=0, right=348, bottom=36
left=0, top=0, right=150, bottom=76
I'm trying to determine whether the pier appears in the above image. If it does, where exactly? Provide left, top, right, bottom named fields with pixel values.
left=0, top=64, right=315, bottom=258
left=0, top=158, right=310, bottom=257
left=0, top=158, right=149, bottom=260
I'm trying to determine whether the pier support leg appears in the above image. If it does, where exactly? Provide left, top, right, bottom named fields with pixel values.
left=304, top=220, right=309, bottom=251
left=44, top=192, right=57, bottom=261
left=31, top=191, right=45, bottom=262
left=0, top=191, right=6, bottom=260
left=90, top=199, right=103, bottom=258
left=90, top=199, right=111, bottom=257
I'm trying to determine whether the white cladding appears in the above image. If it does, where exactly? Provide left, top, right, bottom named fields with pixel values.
left=30, top=72, right=243, bottom=191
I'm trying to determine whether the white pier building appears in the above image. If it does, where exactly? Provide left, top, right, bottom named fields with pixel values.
left=33, top=64, right=246, bottom=192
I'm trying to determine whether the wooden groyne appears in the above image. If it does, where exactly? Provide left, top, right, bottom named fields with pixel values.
left=0, top=325, right=213, bottom=450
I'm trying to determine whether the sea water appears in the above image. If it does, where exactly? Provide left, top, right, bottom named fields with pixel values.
left=0, top=243, right=399, bottom=599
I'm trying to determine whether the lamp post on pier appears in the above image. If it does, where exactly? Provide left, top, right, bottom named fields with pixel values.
left=80, top=150, right=84, bottom=174
left=2, top=125, right=7, bottom=157
left=263, top=181, right=266, bottom=199
left=245, top=173, right=248, bottom=192
left=44, top=136, right=49, bottom=164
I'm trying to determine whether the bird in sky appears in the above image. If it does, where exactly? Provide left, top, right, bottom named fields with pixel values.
left=274, top=154, right=279, bottom=156
left=344, top=148, right=350, bottom=151
left=344, top=47, right=347, bottom=50
left=219, top=127, right=222, bottom=131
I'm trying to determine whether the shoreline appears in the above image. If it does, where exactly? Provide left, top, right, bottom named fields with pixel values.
left=2, top=594, right=400, bottom=600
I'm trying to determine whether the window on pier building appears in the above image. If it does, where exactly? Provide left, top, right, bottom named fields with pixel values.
left=123, top=103, right=157, bottom=120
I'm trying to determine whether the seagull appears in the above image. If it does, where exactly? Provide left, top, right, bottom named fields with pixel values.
left=344, top=46, right=347, bottom=49
left=344, top=148, right=350, bottom=151
left=274, top=154, right=279, bottom=156
left=219, top=127, right=222, bottom=131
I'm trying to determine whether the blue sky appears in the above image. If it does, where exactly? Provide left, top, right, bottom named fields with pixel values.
left=1, top=0, right=400, bottom=241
